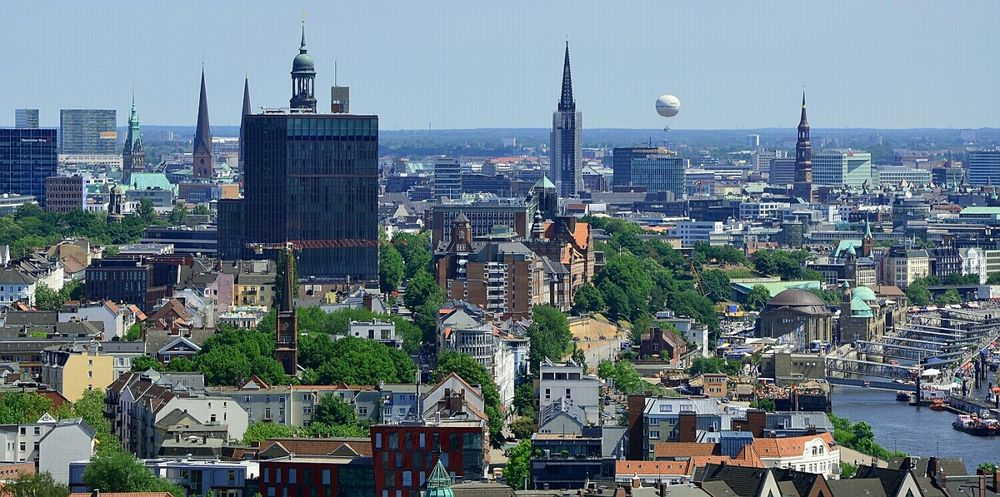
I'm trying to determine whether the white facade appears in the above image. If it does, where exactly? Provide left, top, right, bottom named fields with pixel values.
left=874, top=165, right=932, bottom=187
left=0, top=270, right=36, bottom=307
left=538, top=359, right=601, bottom=425
left=674, top=221, right=726, bottom=248
left=59, top=302, right=136, bottom=340
left=813, top=150, right=872, bottom=188
left=739, top=201, right=790, bottom=221
left=961, top=247, right=988, bottom=284
left=347, top=320, right=402, bottom=348
left=0, top=415, right=95, bottom=484
left=756, top=434, right=840, bottom=478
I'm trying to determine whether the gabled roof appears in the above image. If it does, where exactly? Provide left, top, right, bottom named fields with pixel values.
left=157, top=336, right=202, bottom=356
left=257, top=437, right=372, bottom=458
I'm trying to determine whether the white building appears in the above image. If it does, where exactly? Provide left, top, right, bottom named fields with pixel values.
left=812, top=150, right=872, bottom=188
left=58, top=301, right=143, bottom=341
left=538, top=359, right=601, bottom=426
left=874, top=165, right=932, bottom=187
left=346, top=320, right=402, bottom=349
left=0, top=414, right=95, bottom=483
left=960, top=247, right=988, bottom=284
left=0, top=268, right=37, bottom=307
left=673, top=221, right=727, bottom=247
left=739, top=201, right=790, bottom=221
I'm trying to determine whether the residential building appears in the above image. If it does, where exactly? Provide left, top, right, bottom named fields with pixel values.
left=434, top=302, right=520, bottom=405
left=967, top=149, right=1000, bottom=185
left=230, top=260, right=276, bottom=309
left=14, top=109, right=38, bottom=129
left=207, top=376, right=380, bottom=427
left=812, top=149, right=872, bottom=188
left=538, top=359, right=600, bottom=426
left=530, top=426, right=627, bottom=490
left=85, top=257, right=170, bottom=312
left=39, top=342, right=115, bottom=402
left=0, top=267, right=37, bottom=307
left=960, top=247, right=988, bottom=284
left=59, top=109, right=116, bottom=155
left=70, top=458, right=260, bottom=497
left=433, top=157, right=462, bottom=200
left=674, top=221, right=727, bottom=247
left=551, top=43, right=582, bottom=197
left=883, top=246, right=930, bottom=289
left=0, top=194, right=37, bottom=215
left=738, top=201, right=790, bottom=221
left=0, top=128, right=58, bottom=206
left=44, top=175, right=86, bottom=212
left=370, top=420, right=487, bottom=497
left=259, top=456, right=372, bottom=497
left=99, top=341, right=146, bottom=380
left=639, top=325, right=688, bottom=364
left=220, top=32, right=378, bottom=282
left=346, top=320, right=402, bottom=349
left=0, top=415, right=95, bottom=484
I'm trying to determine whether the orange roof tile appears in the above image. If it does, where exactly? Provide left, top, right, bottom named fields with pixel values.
left=616, top=460, right=693, bottom=476
left=105, top=301, right=120, bottom=314
left=653, top=442, right=717, bottom=458
left=751, top=432, right=834, bottom=459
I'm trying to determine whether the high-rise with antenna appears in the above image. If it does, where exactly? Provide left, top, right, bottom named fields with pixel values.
left=330, top=60, right=350, bottom=113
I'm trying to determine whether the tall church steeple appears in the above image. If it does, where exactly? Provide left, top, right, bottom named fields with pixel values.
left=290, top=21, right=317, bottom=112
left=192, top=69, right=213, bottom=179
left=792, top=91, right=813, bottom=202
left=558, top=41, right=575, bottom=112
left=122, top=90, right=144, bottom=186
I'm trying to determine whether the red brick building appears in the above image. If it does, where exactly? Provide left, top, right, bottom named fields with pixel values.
left=370, top=420, right=487, bottom=497
left=258, top=455, right=373, bottom=497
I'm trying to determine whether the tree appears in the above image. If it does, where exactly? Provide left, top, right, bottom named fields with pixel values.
left=34, top=285, right=64, bottom=311
left=598, top=359, right=645, bottom=395
left=192, top=205, right=211, bottom=216
left=745, top=285, right=771, bottom=312
left=513, top=382, right=535, bottom=417
left=130, top=356, right=163, bottom=372
left=629, top=313, right=655, bottom=345
left=689, top=357, right=741, bottom=377
left=0, top=392, right=54, bottom=424
left=1, top=472, right=69, bottom=497
left=193, top=326, right=286, bottom=386
left=403, top=268, right=440, bottom=310
left=594, top=253, right=653, bottom=321
left=137, top=200, right=156, bottom=223
left=391, top=232, right=432, bottom=279
left=503, top=440, right=532, bottom=490
left=571, top=283, right=605, bottom=315
left=297, top=332, right=336, bottom=371
left=390, top=316, right=423, bottom=356
left=752, top=250, right=813, bottom=280
left=433, top=352, right=504, bottom=448
left=749, top=398, right=776, bottom=412
left=83, top=451, right=185, bottom=497
left=164, top=357, right=197, bottom=372
left=701, top=270, right=731, bottom=302
left=527, top=305, right=572, bottom=373
left=379, top=244, right=405, bottom=293
left=510, top=417, right=535, bottom=440
left=167, top=205, right=189, bottom=224
left=70, top=389, right=119, bottom=455
left=316, top=337, right=415, bottom=385
left=313, top=395, right=359, bottom=427
left=935, top=288, right=962, bottom=306
left=123, top=323, right=142, bottom=341
left=906, top=280, right=931, bottom=306
left=988, top=273, right=1000, bottom=285
left=242, top=422, right=298, bottom=445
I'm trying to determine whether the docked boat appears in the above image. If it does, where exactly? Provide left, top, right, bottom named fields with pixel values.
left=952, top=414, right=1000, bottom=436
left=930, top=399, right=947, bottom=411
left=896, top=391, right=911, bottom=402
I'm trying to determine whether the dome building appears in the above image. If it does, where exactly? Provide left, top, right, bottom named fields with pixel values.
left=757, top=289, right=833, bottom=350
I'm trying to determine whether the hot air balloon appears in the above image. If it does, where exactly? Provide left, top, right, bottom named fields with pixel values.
left=656, top=94, right=680, bottom=130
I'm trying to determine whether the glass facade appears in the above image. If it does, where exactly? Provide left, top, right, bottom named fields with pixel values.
left=59, top=109, right=116, bottom=154
left=630, top=155, right=687, bottom=197
left=0, top=128, right=57, bottom=205
left=238, top=113, right=379, bottom=281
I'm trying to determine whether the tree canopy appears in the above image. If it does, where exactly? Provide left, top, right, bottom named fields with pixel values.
left=503, top=440, right=532, bottom=490
left=527, top=305, right=572, bottom=373
left=701, top=269, right=732, bottom=303
left=745, top=285, right=772, bottom=312
left=316, top=337, right=415, bottom=385
left=752, top=250, right=815, bottom=280
left=433, top=352, right=504, bottom=448
left=0, top=204, right=156, bottom=258
left=82, top=451, right=185, bottom=497
left=379, top=243, right=405, bottom=293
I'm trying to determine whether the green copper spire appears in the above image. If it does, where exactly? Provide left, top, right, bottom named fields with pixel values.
left=863, top=218, right=872, bottom=239
left=424, top=459, right=454, bottom=497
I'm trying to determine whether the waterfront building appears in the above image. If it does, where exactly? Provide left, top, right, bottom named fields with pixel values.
left=551, top=42, right=582, bottom=197
left=0, top=128, right=57, bottom=206
left=14, top=109, right=38, bottom=129
left=59, top=109, right=115, bottom=155
left=756, top=289, right=833, bottom=350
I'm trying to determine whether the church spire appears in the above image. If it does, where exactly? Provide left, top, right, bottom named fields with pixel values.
left=242, top=77, right=251, bottom=117
left=122, top=89, right=144, bottom=186
left=290, top=20, right=317, bottom=112
left=558, top=41, right=575, bottom=112
left=193, top=68, right=213, bottom=178
left=799, top=91, right=809, bottom=128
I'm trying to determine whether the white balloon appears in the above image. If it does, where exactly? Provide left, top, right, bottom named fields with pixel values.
left=656, top=94, right=681, bottom=117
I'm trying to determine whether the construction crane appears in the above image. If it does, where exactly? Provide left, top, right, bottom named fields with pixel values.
left=688, top=259, right=706, bottom=297
left=246, top=239, right=378, bottom=254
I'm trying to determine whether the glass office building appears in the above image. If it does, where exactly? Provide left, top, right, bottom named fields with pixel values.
left=59, top=109, right=116, bottom=154
left=0, top=128, right=57, bottom=205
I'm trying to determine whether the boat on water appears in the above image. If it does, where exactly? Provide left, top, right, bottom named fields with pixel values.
left=896, top=391, right=911, bottom=402
left=952, top=414, right=1000, bottom=436
left=930, top=399, right=947, bottom=410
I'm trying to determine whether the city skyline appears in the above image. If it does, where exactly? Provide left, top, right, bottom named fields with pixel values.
left=3, top=0, right=1000, bottom=130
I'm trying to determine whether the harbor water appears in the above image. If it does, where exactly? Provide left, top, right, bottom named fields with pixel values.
left=831, top=386, right=999, bottom=473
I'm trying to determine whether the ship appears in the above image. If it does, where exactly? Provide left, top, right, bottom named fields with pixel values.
left=952, top=414, right=1000, bottom=436
left=930, top=399, right=947, bottom=411
left=896, top=391, right=911, bottom=402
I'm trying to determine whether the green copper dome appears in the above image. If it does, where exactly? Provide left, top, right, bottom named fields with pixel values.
left=853, top=286, right=877, bottom=302
left=292, top=22, right=315, bottom=73
left=850, top=296, right=874, bottom=318
left=424, top=459, right=453, bottom=497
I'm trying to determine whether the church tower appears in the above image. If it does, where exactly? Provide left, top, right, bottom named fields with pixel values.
left=792, top=92, right=814, bottom=202
left=550, top=42, right=583, bottom=197
left=290, top=21, right=317, bottom=112
left=192, top=69, right=213, bottom=179
left=122, top=91, right=144, bottom=186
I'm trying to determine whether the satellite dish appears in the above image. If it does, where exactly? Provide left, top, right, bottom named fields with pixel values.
left=655, top=94, right=681, bottom=130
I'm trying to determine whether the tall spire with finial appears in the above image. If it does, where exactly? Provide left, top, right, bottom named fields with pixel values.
left=193, top=68, right=213, bottom=178
left=799, top=91, right=809, bottom=128
left=242, top=77, right=251, bottom=118
left=290, top=19, right=317, bottom=112
left=792, top=90, right=813, bottom=201
left=558, top=40, right=575, bottom=112
left=122, top=87, right=145, bottom=185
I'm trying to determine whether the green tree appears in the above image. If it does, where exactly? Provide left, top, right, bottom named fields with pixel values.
left=70, top=389, right=120, bottom=455
left=242, top=422, right=299, bottom=445
left=167, top=205, right=189, bottom=224
left=752, top=250, right=814, bottom=280
left=130, top=356, right=163, bottom=372
left=840, top=461, right=857, bottom=479
left=1, top=472, right=69, bottom=497
left=527, top=305, right=572, bottom=373
left=503, top=439, right=532, bottom=490
left=164, top=357, right=197, bottom=372
left=433, top=352, right=504, bottom=448
left=988, top=273, right=1000, bottom=285
left=123, top=323, right=143, bottom=341
left=137, top=200, right=156, bottom=223
left=510, top=416, right=535, bottom=440
left=403, top=268, right=440, bottom=310
left=749, top=398, right=776, bottom=412
left=0, top=392, right=54, bottom=424
left=34, top=284, right=65, bottom=311
left=701, top=269, right=732, bottom=302
left=688, top=357, right=741, bottom=377
left=391, top=232, right=432, bottom=278
left=594, top=253, right=653, bottom=321
left=297, top=332, right=336, bottom=371
left=513, top=382, right=535, bottom=417
left=313, top=395, right=359, bottom=427
left=629, top=313, right=655, bottom=345
left=571, top=283, right=605, bottom=315
left=192, top=205, right=211, bottom=216
left=83, top=451, right=185, bottom=497
left=745, top=285, right=771, bottom=312
left=935, top=288, right=962, bottom=306
left=906, top=280, right=932, bottom=306
left=316, top=337, right=415, bottom=385
left=193, top=326, right=286, bottom=386
left=379, top=244, right=405, bottom=293
left=390, top=316, right=424, bottom=356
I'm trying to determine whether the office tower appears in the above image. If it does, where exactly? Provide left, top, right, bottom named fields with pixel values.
left=967, top=150, right=1000, bottom=186
left=290, top=22, right=317, bottom=112
left=331, top=64, right=350, bottom=113
left=433, top=157, right=462, bottom=200
left=612, top=147, right=658, bottom=187
left=232, top=25, right=379, bottom=281
left=550, top=42, right=582, bottom=197
left=769, top=158, right=797, bottom=185
left=0, top=128, right=57, bottom=206
left=747, top=133, right=760, bottom=149
left=121, top=93, right=144, bottom=185
left=812, top=149, right=872, bottom=188
left=192, top=70, right=213, bottom=179
left=791, top=93, right=814, bottom=201
left=15, top=109, right=38, bottom=129
left=240, top=77, right=251, bottom=171
left=59, top=109, right=116, bottom=154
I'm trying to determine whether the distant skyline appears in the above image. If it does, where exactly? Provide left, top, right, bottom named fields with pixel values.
left=3, top=1, right=999, bottom=130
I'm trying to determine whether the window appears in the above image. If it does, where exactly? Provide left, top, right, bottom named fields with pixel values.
left=375, top=433, right=382, bottom=448
left=18, top=442, right=25, bottom=451
left=419, top=433, right=426, bottom=448
left=288, top=469, right=296, bottom=484
left=322, top=469, right=330, bottom=485
left=402, top=471, right=412, bottom=486
left=33, top=427, right=39, bottom=435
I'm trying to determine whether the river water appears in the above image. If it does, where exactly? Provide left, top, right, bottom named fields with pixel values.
left=831, top=386, right=1000, bottom=473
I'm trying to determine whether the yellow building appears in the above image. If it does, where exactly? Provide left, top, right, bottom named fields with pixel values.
left=231, top=260, right=277, bottom=310
left=39, top=342, right=114, bottom=402
left=883, top=246, right=929, bottom=290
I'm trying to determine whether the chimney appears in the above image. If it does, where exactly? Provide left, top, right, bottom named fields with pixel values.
left=993, top=469, right=1000, bottom=492
left=980, top=475, right=987, bottom=497
left=927, top=457, right=938, bottom=480
left=678, top=411, right=697, bottom=443
left=747, top=409, right=766, bottom=438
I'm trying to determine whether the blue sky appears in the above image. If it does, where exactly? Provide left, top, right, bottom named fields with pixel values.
left=3, top=1, right=999, bottom=129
